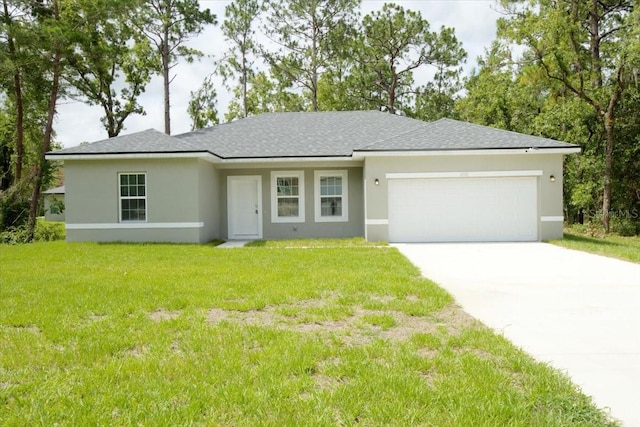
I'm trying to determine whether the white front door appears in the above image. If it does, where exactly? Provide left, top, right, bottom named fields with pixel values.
left=228, top=176, right=262, bottom=239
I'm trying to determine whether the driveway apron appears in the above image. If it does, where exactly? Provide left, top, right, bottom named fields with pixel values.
left=394, top=242, right=640, bottom=427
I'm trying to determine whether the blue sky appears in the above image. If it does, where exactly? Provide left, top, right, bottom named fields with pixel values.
left=56, top=0, right=501, bottom=147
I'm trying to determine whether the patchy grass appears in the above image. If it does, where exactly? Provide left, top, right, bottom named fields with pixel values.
left=0, top=241, right=616, bottom=426
left=551, top=228, right=640, bottom=263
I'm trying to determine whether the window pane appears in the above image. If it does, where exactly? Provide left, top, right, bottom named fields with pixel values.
left=277, top=177, right=298, bottom=196
left=278, top=198, right=299, bottom=217
left=321, top=197, right=342, bottom=216
left=320, top=176, right=342, bottom=196
left=120, top=174, right=146, bottom=222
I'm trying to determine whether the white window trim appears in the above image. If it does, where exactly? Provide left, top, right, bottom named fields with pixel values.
left=118, top=172, right=147, bottom=223
left=314, top=170, right=348, bottom=223
left=270, top=171, right=305, bottom=223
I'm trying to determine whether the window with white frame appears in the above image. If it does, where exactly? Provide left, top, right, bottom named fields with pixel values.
left=119, top=173, right=146, bottom=222
left=314, top=170, right=348, bottom=222
left=271, top=171, right=305, bottom=223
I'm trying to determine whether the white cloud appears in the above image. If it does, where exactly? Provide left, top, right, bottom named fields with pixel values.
left=55, top=0, right=500, bottom=148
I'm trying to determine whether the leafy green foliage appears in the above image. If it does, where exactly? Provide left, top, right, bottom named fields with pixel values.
left=187, top=74, right=218, bottom=130
left=218, top=0, right=260, bottom=119
left=262, top=0, right=361, bottom=111
left=495, top=0, right=638, bottom=232
left=1, top=218, right=64, bottom=243
left=65, top=0, right=156, bottom=137
left=356, top=3, right=466, bottom=115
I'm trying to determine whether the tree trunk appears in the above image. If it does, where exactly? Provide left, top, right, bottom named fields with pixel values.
left=387, top=65, right=397, bottom=114
left=27, top=12, right=62, bottom=242
left=162, top=39, right=171, bottom=134
left=601, top=103, right=617, bottom=233
left=311, top=16, right=319, bottom=112
left=589, top=0, right=603, bottom=87
left=3, top=0, right=24, bottom=183
left=242, top=48, right=248, bottom=118
left=162, top=15, right=171, bottom=135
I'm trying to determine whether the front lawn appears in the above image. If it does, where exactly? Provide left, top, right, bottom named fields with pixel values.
left=0, top=242, right=616, bottom=426
left=551, top=228, right=640, bottom=263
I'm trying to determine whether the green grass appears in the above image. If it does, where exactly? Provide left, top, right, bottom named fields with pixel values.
left=551, top=228, right=640, bottom=263
left=0, top=242, right=617, bottom=426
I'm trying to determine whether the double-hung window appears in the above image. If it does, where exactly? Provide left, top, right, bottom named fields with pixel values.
left=314, top=170, right=348, bottom=222
left=271, top=171, right=305, bottom=223
left=119, top=173, right=146, bottom=222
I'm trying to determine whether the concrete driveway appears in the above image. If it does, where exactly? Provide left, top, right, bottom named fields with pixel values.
left=394, top=242, right=640, bottom=427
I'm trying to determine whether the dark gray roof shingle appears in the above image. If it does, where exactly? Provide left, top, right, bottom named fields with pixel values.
left=358, top=118, right=576, bottom=151
left=49, top=129, right=204, bottom=155
left=174, top=111, right=425, bottom=158
left=48, top=112, right=578, bottom=158
left=43, top=185, right=65, bottom=194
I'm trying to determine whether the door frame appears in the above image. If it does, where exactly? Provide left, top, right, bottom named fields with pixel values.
left=227, top=175, right=263, bottom=239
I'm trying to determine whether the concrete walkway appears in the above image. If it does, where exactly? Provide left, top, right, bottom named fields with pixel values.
left=394, top=242, right=640, bottom=426
left=217, top=240, right=252, bottom=248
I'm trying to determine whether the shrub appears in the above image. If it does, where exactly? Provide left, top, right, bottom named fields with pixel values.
left=35, top=220, right=65, bottom=241
left=0, top=219, right=65, bottom=244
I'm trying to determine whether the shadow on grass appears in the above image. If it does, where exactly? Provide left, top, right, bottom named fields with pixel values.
left=245, top=240, right=266, bottom=247
left=563, top=232, right=624, bottom=248
left=96, top=239, right=225, bottom=247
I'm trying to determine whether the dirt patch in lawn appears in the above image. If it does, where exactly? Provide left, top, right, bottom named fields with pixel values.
left=205, top=297, right=478, bottom=346
left=148, top=309, right=181, bottom=322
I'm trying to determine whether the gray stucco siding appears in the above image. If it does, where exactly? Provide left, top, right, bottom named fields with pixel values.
left=219, top=166, right=364, bottom=240
left=64, top=158, right=210, bottom=243
left=363, top=153, right=566, bottom=242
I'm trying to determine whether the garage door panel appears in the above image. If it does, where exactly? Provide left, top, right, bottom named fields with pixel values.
left=388, top=177, right=537, bottom=243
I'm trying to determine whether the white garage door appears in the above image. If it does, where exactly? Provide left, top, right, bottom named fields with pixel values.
left=388, top=177, right=538, bottom=242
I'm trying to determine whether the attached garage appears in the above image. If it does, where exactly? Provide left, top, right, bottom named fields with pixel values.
left=387, top=172, right=539, bottom=243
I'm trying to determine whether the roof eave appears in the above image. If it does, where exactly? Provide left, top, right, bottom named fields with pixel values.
left=45, top=151, right=220, bottom=162
left=352, top=147, right=581, bottom=159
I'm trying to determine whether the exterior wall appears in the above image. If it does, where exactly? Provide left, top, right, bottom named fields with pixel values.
left=198, top=159, right=220, bottom=243
left=219, top=165, right=364, bottom=240
left=64, top=158, right=210, bottom=243
left=44, top=194, right=65, bottom=222
left=363, top=154, right=566, bottom=242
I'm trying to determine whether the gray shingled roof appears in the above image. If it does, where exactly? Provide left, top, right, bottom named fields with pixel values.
left=358, top=118, right=575, bottom=151
left=48, top=112, right=578, bottom=159
left=48, top=129, right=204, bottom=155
left=174, top=111, right=425, bottom=158
left=43, top=185, right=65, bottom=194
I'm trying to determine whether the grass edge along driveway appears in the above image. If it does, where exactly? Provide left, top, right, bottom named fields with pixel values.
left=0, top=241, right=618, bottom=426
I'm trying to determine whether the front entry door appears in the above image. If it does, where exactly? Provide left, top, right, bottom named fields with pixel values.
left=228, top=176, right=262, bottom=239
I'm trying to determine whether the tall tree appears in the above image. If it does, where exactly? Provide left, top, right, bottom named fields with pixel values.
left=26, top=0, right=67, bottom=241
left=137, top=0, right=215, bottom=134
left=262, top=0, right=360, bottom=111
left=225, top=71, right=306, bottom=121
left=66, top=0, right=156, bottom=137
left=187, top=74, right=218, bottom=130
left=357, top=3, right=466, bottom=115
left=1, top=0, right=56, bottom=232
left=498, top=0, right=638, bottom=231
left=219, top=0, right=259, bottom=119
